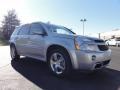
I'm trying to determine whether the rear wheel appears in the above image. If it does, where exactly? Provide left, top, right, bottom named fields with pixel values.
left=116, top=43, right=120, bottom=47
left=10, top=45, right=20, bottom=61
left=48, top=49, right=72, bottom=77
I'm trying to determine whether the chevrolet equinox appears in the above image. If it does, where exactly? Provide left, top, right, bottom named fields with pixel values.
left=10, top=22, right=111, bottom=77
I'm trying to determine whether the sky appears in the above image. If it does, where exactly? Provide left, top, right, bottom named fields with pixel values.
left=0, top=0, right=120, bottom=36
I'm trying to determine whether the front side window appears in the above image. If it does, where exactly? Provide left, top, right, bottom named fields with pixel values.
left=18, top=24, right=30, bottom=35
left=51, top=26, right=75, bottom=35
left=30, top=23, right=45, bottom=34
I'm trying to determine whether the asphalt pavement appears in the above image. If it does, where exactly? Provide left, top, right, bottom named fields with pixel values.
left=0, top=46, right=120, bottom=90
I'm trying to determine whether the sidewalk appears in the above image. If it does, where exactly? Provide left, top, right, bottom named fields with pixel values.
left=0, top=46, right=11, bottom=68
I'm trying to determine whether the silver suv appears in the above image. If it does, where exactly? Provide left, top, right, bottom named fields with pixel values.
left=10, top=22, right=111, bottom=77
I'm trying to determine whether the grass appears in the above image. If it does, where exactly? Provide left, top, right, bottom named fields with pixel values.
left=0, top=36, right=9, bottom=46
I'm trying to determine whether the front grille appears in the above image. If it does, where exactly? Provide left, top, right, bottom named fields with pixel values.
left=94, top=40, right=104, bottom=43
left=95, top=63, right=102, bottom=69
left=98, top=45, right=109, bottom=51
left=95, top=60, right=110, bottom=69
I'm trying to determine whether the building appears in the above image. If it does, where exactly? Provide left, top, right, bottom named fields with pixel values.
left=100, top=29, right=120, bottom=40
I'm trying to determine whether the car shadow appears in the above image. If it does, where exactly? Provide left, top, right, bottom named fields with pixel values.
left=11, top=57, right=120, bottom=90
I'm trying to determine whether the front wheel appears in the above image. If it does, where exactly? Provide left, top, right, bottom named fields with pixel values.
left=48, top=49, right=72, bottom=77
left=10, top=45, right=20, bottom=61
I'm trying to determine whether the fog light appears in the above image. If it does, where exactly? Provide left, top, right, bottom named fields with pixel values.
left=92, top=55, right=96, bottom=61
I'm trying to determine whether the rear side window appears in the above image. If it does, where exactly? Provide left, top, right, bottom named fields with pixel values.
left=30, top=23, right=45, bottom=34
left=18, top=24, right=30, bottom=35
left=12, top=27, right=21, bottom=35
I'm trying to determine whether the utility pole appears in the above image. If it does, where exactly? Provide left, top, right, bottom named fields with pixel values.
left=98, top=33, right=101, bottom=39
left=80, top=19, right=87, bottom=36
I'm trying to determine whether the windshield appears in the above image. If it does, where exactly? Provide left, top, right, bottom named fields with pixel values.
left=50, top=26, right=75, bottom=35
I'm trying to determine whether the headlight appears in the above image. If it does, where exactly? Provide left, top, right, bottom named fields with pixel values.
left=74, top=37, right=80, bottom=50
left=74, top=37, right=98, bottom=51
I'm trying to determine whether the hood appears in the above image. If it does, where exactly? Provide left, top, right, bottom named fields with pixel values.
left=85, top=36, right=103, bottom=41
left=81, top=35, right=104, bottom=41
left=53, top=34, right=104, bottom=43
left=53, top=33, right=75, bottom=39
left=75, top=35, right=105, bottom=44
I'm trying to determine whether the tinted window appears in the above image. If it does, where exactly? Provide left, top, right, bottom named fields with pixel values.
left=116, top=38, right=120, bottom=41
left=30, top=23, right=45, bottom=34
left=18, top=24, right=30, bottom=35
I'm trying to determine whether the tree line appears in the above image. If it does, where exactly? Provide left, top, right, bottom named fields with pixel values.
left=1, top=10, right=20, bottom=40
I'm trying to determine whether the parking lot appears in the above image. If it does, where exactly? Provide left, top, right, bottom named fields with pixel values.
left=0, top=46, right=120, bottom=90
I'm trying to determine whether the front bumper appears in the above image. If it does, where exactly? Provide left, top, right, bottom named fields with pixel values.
left=73, top=49, right=111, bottom=70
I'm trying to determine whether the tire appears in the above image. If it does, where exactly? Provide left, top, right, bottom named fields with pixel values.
left=47, top=49, right=72, bottom=77
left=118, top=44, right=120, bottom=47
left=116, top=44, right=120, bottom=47
left=10, top=45, right=20, bottom=61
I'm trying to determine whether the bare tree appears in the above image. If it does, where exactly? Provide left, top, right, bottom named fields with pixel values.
left=2, top=10, right=20, bottom=39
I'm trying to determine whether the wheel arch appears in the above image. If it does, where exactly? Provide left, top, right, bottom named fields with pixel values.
left=46, top=44, right=69, bottom=58
left=46, top=44, right=73, bottom=67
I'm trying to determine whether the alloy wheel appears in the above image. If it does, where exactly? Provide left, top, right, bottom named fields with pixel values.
left=50, top=52, right=65, bottom=75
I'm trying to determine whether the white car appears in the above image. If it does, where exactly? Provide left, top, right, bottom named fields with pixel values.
left=106, top=38, right=120, bottom=47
